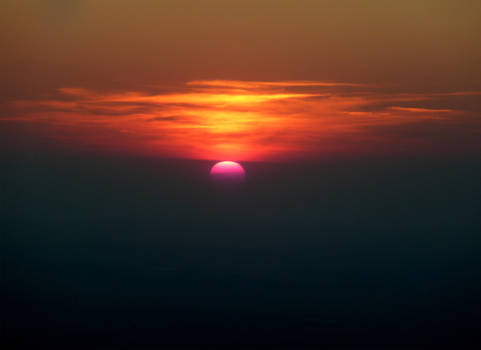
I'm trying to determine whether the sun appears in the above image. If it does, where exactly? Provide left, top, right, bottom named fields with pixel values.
left=209, top=161, right=246, bottom=182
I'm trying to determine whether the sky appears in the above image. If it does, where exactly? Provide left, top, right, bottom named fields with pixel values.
left=3, top=2, right=481, bottom=348
left=1, top=0, right=481, bottom=161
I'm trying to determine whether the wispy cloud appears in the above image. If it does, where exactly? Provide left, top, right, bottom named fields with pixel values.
left=187, top=80, right=369, bottom=89
left=2, top=80, right=480, bottom=160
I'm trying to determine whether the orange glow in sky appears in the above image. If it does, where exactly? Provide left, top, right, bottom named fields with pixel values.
left=3, top=80, right=481, bottom=161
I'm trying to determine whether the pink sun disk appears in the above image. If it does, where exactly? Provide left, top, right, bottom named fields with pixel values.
left=210, top=161, right=245, bottom=182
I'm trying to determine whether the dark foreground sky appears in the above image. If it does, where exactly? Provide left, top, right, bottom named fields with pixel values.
left=2, top=1, right=481, bottom=349
left=3, top=153, right=481, bottom=348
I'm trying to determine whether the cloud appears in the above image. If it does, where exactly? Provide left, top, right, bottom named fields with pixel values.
left=187, top=80, right=370, bottom=90
left=148, top=115, right=188, bottom=122
left=2, top=80, right=480, bottom=161
left=389, top=106, right=454, bottom=114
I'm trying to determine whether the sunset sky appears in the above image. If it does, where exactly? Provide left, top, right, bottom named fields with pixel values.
left=3, top=2, right=481, bottom=348
left=2, top=0, right=481, bottom=161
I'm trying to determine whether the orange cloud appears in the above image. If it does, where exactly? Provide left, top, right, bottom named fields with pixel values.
left=2, top=80, right=480, bottom=161
left=187, top=80, right=369, bottom=90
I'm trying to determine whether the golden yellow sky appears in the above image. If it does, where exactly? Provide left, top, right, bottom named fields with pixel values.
left=1, top=1, right=480, bottom=160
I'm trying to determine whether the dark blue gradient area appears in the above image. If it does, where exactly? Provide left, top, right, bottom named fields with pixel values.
left=2, top=153, right=481, bottom=349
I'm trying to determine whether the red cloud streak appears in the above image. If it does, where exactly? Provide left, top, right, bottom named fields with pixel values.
left=2, top=80, right=481, bottom=161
